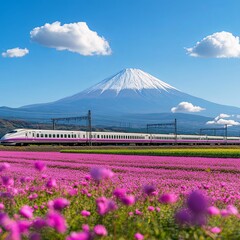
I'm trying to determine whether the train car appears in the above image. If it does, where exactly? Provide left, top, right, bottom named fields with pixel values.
left=1, top=128, right=240, bottom=146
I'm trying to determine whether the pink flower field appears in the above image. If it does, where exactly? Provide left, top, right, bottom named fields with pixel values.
left=0, top=150, right=239, bottom=239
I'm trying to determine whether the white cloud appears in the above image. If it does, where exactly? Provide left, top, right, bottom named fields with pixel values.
left=171, top=102, right=205, bottom=113
left=186, top=31, right=240, bottom=58
left=214, top=113, right=231, bottom=121
left=206, top=118, right=240, bottom=126
left=30, top=21, right=112, bottom=56
left=2, top=48, right=29, bottom=58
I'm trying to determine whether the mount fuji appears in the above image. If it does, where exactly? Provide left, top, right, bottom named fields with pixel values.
left=1, top=68, right=240, bottom=121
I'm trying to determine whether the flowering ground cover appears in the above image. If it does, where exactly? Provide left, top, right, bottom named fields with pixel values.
left=0, top=151, right=239, bottom=239
left=61, top=148, right=240, bottom=158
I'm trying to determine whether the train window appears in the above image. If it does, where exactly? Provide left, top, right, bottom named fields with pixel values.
left=61, top=134, right=63, bottom=138
left=49, top=134, right=51, bottom=138
left=56, top=134, right=59, bottom=138
left=37, top=134, right=39, bottom=138
left=41, top=134, right=44, bottom=137
left=64, top=134, right=67, bottom=138
left=7, top=130, right=18, bottom=134
left=26, top=133, right=28, bottom=137
left=45, top=134, right=48, bottom=138
left=53, top=134, right=55, bottom=138
left=68, top=134, right=70, bottom=138
left=33, top=133, right=35, bottom=137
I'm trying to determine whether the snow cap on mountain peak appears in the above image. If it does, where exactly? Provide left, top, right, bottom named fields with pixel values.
left=86, top=68, right=178, bottom=95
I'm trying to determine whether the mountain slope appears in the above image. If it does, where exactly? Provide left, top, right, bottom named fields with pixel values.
left=1, top=68, right=240, bottom=119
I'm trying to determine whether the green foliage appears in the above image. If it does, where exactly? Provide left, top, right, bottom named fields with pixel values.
left=61, top=148, right=240, bottom=158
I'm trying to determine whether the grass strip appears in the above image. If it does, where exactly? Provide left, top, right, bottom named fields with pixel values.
left=60, top=148, right=240, bottom=158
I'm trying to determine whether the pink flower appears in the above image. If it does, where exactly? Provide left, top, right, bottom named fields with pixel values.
left=207, top=206, right=220, bottom=216
left=19, top=205, right=34, bottom=219
left=32, top=218, right=47, bottom=230
left=67, top=231, right=90, bottom=240
left=96, top=197, right=117, bottom=215
left=143, top=184, right=156, bottom=196
left=121, top=195, right=135, bottom=206
left=17, top=220, right=31, bottom=234
left=175, top=208, right=192, bottom=225
left=46, top=211, right=67, bottom=233
left=46, top=178, right=57, bottom=188
left=113, top=188, right=127, bottom=198
left=34, top=161, right=46, bottom=172
left=81, top=210, right=91, bottom=217
left=226, top=205, right=238, bottom=215
left=1, top=176, right=14, bottom=186
left=156, top=207, right=161, bottom=212
left=135, top=232, right=144, bottom=240
left=159, top=193, right=178, bottom=204
left=29, top=193, right=38, bottom=201
left=30, top=233, right=41, bottom=240
left=0, top=163, right=10, bottom=172
left=221, top=209, right=229, bottom=217
left=210, top=227, right=221, bottom=234
left=148, top=206, right=155, bottom=211
left=85, top=174, right=91, bottom=181
left=90, top=167, right=114, bottom=181
left=135, top=209, right=142, bottom=215
left=0, top=203, right=4, bottom=211
left=94, top=224, right=108, bottom=236
left=187, top=191, right=208, bottom=214
left=50, top=198, right=69, bottom=211
left=82, top=224, right=90, bottom=232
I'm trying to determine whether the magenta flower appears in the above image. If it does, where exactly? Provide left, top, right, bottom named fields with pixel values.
left=207, top=206, right=220, bottom=216
left=19, top=205, right=34, bottom=219
left=67, top=231, right=91, bottom=240
left=0, top=203, right=4, bottom=211
left=210, top=227, right=221, bottom=234
left=85, top=174, right=91, bottom=181
left=226, top=205, right=238, bottom=215
left=113, top=188, right=127, bottom=198
left=30, top=233, right=41, bottom=240
left=96, top=197, right=117, bottom=215
left=94, top=224, right=108, bottom=236
left=135, top=209, right=142, bottom=215
left=135, top=232, right=144, bottom=240
left=175, top=208, right=192, bottom=225
left=29, top=193, right=38, bottom=201
left=81, top=210, right=91, bottom=217
left=46, top=178, right=57, bottom=188
left=156, top=207, right=161, bottom=212
left=32, top=218, right=47, bottom=230
left=187, top=191, right=208, bottom=214
left=121, top=195, right=135, bottom=206
left=50, top=198, right=70, bottom=211
left=1, top=176, right=14, bottom=187
left=148, top=206, right=155, bottom=211
left=46, top=211, right=67, bottom=233
left=82, top=224, right=90, bottom=232
left=0, top=163, right=10, bottom=172
left=90, top=167, right=114, bottom=181
left=159, top=193, right=178, bottom=204
left=34, top=161, right=46, bottom=172
left=143, top=184, right=156, bottom=196
left=17, top=220, right=31, bottom=234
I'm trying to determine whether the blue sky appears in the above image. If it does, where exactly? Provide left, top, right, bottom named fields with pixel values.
left=1, top=0, right=240, bottom=108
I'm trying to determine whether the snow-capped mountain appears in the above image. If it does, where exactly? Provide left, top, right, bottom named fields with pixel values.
left=84, top=68, right=178, bottom=95
left=1, top=68, right=240, bottom=120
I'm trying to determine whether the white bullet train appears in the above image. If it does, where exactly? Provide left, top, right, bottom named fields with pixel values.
left=1, top=128, right=240, bottom=146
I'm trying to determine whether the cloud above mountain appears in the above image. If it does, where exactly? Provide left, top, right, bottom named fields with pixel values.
left=206, top=113, right=240, bottom=126
left=186, top=31, right=240, bottom=58
left=171, top=102, right=205, bottom=113
left=30, top=21, right=111, bottom=56
left=2, top=48, right=29, bottom=58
